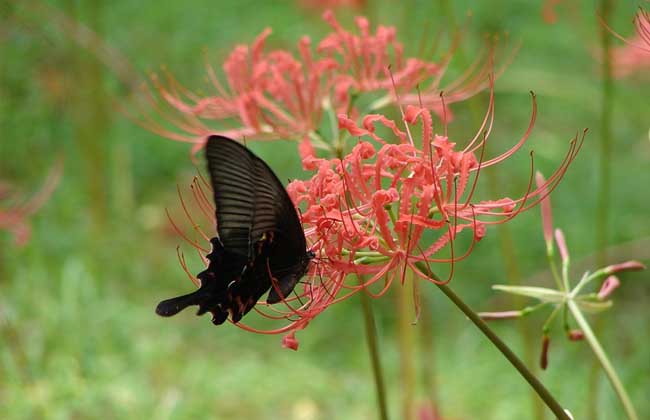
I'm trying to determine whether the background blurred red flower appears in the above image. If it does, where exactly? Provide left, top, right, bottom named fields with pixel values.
left=606, top=8, right=650, bottom=77
left=0, top=160, right=62, bottom=247
left=142, top=10, right=497, bottom=154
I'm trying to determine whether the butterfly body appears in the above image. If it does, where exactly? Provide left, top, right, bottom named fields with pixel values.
left=156, top=135, right=312, bottom=325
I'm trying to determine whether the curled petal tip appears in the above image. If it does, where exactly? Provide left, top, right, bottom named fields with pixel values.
left=282, top=332, right=300, bottom=351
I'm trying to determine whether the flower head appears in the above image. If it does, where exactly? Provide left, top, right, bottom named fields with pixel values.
left=0, top=159, right=62, bottom=246
left=165, top=77, right=583, bottom=348
left=143, top=29, right=336, bottom=154
left=141, top=11, right=498, bottom=154
left=604, top=8, right=650, bottom=77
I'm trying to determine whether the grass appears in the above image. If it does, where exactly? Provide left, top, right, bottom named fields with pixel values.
left=1, top=0, right=649, bottom=418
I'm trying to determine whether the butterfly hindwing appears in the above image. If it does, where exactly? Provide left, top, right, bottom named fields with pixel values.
left=156, top=135, right=311, bottom=325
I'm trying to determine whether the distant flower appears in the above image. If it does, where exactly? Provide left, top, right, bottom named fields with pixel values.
left=143, top=10, right=497, bottom=154
left=480, top=172, right=645, bottom=369
left=298, top=0, right=366, bottom=12
left=542, top=0, right=562, bottom=24
left=168, top=80, right=582, bottom=347
left=604, top=8, right=650, bottom=77
left=0, top=160, right=62, bottom=246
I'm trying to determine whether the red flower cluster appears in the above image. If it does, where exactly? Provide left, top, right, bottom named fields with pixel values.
left=142, top=11, right=495, bottom=154
left=289, top=80, right=580, bottom=305
left=168, top=80, right=583, bottom=348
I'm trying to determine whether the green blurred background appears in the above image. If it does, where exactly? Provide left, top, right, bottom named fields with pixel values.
left=1, top=1, right=648, bottom=419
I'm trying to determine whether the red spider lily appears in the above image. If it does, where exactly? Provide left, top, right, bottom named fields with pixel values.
left=318, top=11, right=499, bottom=121
left=318, top=11, right=438, bottom=111
left=290, top=79, right=581, bottom=310
left=142, top=29, right=337, bottom=154
left=141, top=11, right=497, bottom=154
left=603, top=8, right=650, bottom=77
left=0, top=160, right=62, bottom=246
left=166, top=81, right=581, bottom=348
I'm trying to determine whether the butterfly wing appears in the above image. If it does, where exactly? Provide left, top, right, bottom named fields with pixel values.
left=204, top=136, right=258, bottom=258
left=205, top=136, right=308, bottom=316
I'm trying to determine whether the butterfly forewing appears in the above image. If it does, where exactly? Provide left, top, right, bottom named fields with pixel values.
left=206, top=136, right=306, bottom=261
left=204, top=137, right=258, bottom=257
left=156, top=136, right=311, bottom=325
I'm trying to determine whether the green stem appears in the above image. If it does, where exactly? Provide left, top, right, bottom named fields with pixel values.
left=590, top=0, right=615, bottom=415
left=359, top=289, right=390, bottom=420
left=434, top=2, right=545, bottom=417
left=566, top=300, right=638, bottom=420
left=415, top=262, right=570, bottom=419
left=397, top=270, right=416, bottom=420
left=419, top=286, right=438, bottom=409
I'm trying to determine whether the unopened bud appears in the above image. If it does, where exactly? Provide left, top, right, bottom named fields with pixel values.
left=604, top=260, right=645, bottom=275
left=567, top=329, right=584, bottom=341
left=597, top=275, right=621, bottom=300
left=540, top=335, right=551, bottom=370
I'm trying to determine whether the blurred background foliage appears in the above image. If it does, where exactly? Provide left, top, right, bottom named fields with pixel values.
left=1, top=0, right=648, bottom=419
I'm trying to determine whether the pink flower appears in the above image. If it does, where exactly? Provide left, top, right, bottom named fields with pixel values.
left=318, top=11, right=441, bottom=114
left=604, top=8, right=650, bottom=77
left=143, top=29, right=336, bottom=153
left=0, top=160, right=62, bottom=246
left=288, top=79, right=579, bottom=309
left=167, top=81, right=580, bottom=347
left=142, top=11, right=497, bottom=153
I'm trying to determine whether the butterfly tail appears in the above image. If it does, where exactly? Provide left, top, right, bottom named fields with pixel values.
left=156, top=287, right=229, bottom=325
left=156, top=289, right=210, bottom=317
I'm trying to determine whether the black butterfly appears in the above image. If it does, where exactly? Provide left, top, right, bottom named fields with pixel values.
left=156, top=135, right=313, bottom=325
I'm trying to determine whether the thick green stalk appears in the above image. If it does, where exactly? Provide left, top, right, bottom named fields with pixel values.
left=415, top=262, right=570, bottom=420
left=67, top=0, right=110, bottom=230
left=596, top=0, right=613, bottom=267
left=567, top=300, right=638, bottom=420
left=359, top=289, right=390, bottom=420
left=397, top=270, right=416, bottom=420
left=418, top=285, right=439, bottom=410
left=590, top=1, right=615, bottom=416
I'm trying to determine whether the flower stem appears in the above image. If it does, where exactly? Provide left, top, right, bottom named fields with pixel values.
left=415, top=262, right=571, bottom=419
left=359, top=288, right=390, bottom=420
left=397, top=270, right=416, bottom=420
left=419, top=285, right=439, bottom=409
left=566, top=299, right=638, bottom=420
left=590, top=0, right=615, bottom=416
